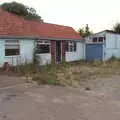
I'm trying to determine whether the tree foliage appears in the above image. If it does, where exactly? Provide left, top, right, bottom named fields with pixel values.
left=78, top=24, right=93, bottom=37
left=1, top=1, right=43, bottom=21
left=113, top=23, right=120, bottom=33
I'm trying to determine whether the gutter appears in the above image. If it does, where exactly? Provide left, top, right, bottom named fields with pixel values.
left=0, top=35, right=84, bottom=42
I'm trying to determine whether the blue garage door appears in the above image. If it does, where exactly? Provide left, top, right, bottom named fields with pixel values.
left=86, top=44, right=103, bottom=61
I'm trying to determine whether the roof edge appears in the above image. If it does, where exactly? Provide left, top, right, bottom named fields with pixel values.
left=92, top=30, right=120, bottom=36
left=0, top=35, right=83, bottom=41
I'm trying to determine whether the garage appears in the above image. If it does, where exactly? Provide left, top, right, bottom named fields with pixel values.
left=86, top=44, right=103, bottom=61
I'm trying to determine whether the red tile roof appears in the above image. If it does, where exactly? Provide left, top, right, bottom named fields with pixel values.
left=0, top=8, right=81, bottom=39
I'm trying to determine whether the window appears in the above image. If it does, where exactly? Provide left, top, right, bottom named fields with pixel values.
left=98, top=37, right=104, bottom=42
left=36, top=40, right=50, bottom=54
left=5, top=40, right=20, bottom=56
left=36, top=44, right=50, bottom=53
left=73, top=42, right=77, bottom=51
left=66, top=41, right=77, bottom=52
left=66, top=42, right=69, bottom=51
left=92, top=37, right=105, bottom=43
left=92, top=37, right=97, bottom=42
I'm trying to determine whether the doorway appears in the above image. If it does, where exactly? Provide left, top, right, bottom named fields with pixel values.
left=86, top=44, right=103, bottom=61
left=56, top=41, right=61, bottom=63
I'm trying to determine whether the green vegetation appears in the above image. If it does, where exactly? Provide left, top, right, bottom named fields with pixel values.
left=78, top=24, right=93, bottom=37
left=5, top=62, right=69, bottom=86
left=113, top=23, right=120, bottom=33
left=2, top=58, right=120, bottom=87
left=1, top=1, right=43, bottom=21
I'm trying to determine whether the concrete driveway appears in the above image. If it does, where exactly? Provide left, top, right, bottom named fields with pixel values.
left=0, top=75, right=120, bottom=120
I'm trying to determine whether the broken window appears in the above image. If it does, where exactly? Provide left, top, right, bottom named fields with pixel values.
left=36, top=40, right=50, bottom=54
left=5, top=40, right=20, bottom=56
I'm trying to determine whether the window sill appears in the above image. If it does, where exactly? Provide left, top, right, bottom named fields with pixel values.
left=5, top=55, right=20, bottom=58
left=66, top=51, right=77, bottom=53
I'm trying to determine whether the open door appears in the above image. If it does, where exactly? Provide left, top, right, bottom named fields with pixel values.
left=56, top=41, right=61, bottom=63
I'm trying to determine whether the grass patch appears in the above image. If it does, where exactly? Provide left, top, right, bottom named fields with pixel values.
left=4, top=63, right=68, bottom=86
left=32, top=73, right=59, bottom=85
left=2, top=59, right=120, bottom=87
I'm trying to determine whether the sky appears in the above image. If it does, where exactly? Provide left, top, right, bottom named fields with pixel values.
left=1, top=0, right=120, bottom=33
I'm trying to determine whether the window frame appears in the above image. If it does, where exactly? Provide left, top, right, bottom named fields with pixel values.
left=5, top=40, right=20, bottom=57
left=92, top=37, right=105, bottom=43
left=66, top=41, right=77, bottom=52
left=98, top=37, right=104, bottom=42
left=36, top=40, right=51, bottom=54
left=92, top=37, right=97, bottom=42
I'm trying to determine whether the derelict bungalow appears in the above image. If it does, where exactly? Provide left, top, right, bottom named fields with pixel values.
left=0, top=8, right=85, bottom=66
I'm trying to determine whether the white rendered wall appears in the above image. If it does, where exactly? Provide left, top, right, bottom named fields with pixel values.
left=4, top=39, right=34, bottom=66
left=104, top=33, right=120, bottom=60
left=65, top=42, right=85, bottom=62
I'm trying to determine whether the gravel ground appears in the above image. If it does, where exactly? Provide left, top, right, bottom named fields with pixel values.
left=0, top=75, right=120, bottom=120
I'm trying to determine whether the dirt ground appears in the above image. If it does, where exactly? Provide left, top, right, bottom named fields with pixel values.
left=0, top=74, right=120, bottom=120
left=0, top=75, right=25, bottom=88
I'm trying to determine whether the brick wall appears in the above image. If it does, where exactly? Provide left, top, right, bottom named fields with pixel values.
left=51, top=40, right=56, bottom=63
left=51, top=40, right=66, bottom=64
left=61, top=40, right=66, bottom=61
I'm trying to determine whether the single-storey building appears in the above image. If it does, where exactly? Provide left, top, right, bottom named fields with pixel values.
left=0, top=8, right=85, bottom=66
left=85, top=30, right=120, bottom=61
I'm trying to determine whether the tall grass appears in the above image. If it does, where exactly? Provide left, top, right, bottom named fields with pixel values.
left=2, top=58, right=120, bottom=87
left=6, top=62, right=69, bottom=85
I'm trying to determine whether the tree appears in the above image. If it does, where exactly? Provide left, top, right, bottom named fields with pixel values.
left=1, top=1, right=43, bottom=21
left=113, top=23, right=120, bottom=33
left=78, top=24, right=93, bottom=37
left=78, top=28, right=84, bottom=37
left=85, top=24, right=91, bottom=36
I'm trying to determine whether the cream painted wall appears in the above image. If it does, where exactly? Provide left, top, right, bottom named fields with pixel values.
left=65, top=42, right=85, bottom=62
left=0, top=40, right=5, bottom=67
left=104, top=33, right=120, bottom=60
left=36, top=54, right=51, bottom=65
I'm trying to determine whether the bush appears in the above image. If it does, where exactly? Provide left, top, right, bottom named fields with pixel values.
left=32, top=74, right=59, bottom=85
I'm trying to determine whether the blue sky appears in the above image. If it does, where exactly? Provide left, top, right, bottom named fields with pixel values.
left=1, top=0, right=120, bottom=33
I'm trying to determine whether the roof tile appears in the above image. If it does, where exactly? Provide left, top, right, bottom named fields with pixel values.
left=0, top=8, right=81, bottom=39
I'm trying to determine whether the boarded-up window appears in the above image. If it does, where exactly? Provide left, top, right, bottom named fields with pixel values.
left=36, top=40, right=51, bottom=54
left=5, top=40, right=20, bottom=56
